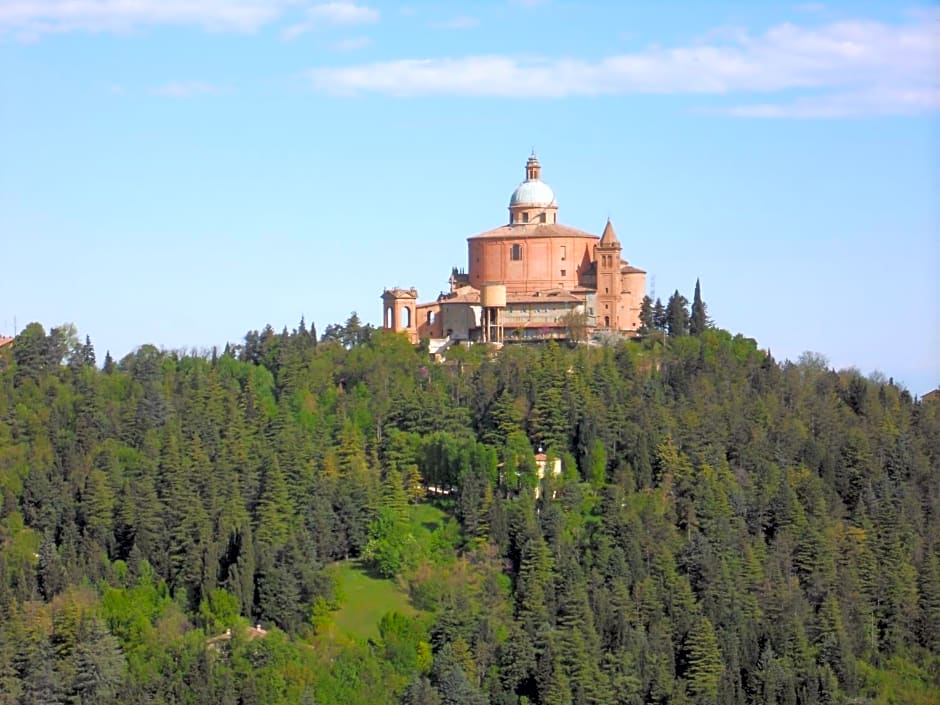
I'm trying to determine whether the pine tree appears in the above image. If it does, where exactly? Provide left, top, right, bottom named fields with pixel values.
left=652, top=297, right=667, bottom=332
left=639, top=295, right=654, bottom=334
left=918, top=551, right=940, bottom=650
left=666, top=290, right=690, bottom=337
left=684, top=615, right=723, bottom=704
left=255, top=456, right=292, bottom=549
left=403, top=463, right=425, bottom=503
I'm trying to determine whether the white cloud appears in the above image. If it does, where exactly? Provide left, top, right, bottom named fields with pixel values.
left=307, top=13, right=940, bottom=116
left=713, top=86, right=940, bottom=118
left=0, top=0, right=378, bottom=38
left=431, top=16, right=479, bottom=30
left=152, top=81, right=227, bottom=97
left=283, top=2, right=378, bottom=39
left=306, top=2, right=378, bottom=25
left=0, top=0, right=281, bottom=36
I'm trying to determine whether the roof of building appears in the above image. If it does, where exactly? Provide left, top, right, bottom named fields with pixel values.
left=0, top=336, right=13, bottom=348
left=510, top=179, right=556, bottom=208
left=469, top=222, right=598, bottom=241
left=438, top=286, right=584, bottom=306
left=599, top=219, right=621, bottom=247
left=509, top=290, right=583, bottom=303
left=383, top=287, right=418, bottom=299
left=509, top=153, right=556, bottom=207
left=621, top=264, right=646, bottom=274
left=510, top=320, right=569, bottom=328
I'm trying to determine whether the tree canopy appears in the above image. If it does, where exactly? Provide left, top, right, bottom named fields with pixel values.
left=0, top=314, right=937, bottom=704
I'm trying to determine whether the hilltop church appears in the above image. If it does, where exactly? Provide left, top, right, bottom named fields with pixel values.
left=382, top=153, right=646, bottom=345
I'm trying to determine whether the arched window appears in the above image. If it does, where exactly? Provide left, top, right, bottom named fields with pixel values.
left=604, top=316, right=610, bottom=327
left=385, top=306, right=394, bottom=328
left=402, top=306, right=412, bottom=328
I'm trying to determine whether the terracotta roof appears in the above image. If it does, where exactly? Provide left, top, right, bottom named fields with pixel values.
left=437, top=286, right=585, bottom=306
left=507, top=321, right=569, bottom=328
left=469, top=222, right=598, bottom=241
left=440, top=287, right=482, bottom=304
left=508, top=290, right=583, bottom=304
left=0, top=337, right=13, bottom=348
left=599, top=219, right=621, bottom=247
left=621, top=264, right=646, bottom=274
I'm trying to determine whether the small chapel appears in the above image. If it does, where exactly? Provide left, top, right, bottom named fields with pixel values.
left=382, top=153, right=646, bottom=345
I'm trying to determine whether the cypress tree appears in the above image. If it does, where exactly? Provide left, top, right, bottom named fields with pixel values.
left=690, top=278, right=708, bottom=335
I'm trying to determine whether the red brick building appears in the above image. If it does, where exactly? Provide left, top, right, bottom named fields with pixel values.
left=383, top=154, right=646, bottom=345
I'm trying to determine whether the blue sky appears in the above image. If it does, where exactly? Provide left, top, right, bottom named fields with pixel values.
left=1, top=0, right=937, bottom=393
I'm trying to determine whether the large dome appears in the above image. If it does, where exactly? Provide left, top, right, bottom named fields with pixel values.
left=509, top=179, right=556, bottom=207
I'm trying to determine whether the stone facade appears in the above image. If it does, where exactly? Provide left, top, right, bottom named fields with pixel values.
left=383, top=154, right=646, bottom=344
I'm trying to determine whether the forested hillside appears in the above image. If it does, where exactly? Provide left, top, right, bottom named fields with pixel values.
left=0, top=315, right=938, bottom=704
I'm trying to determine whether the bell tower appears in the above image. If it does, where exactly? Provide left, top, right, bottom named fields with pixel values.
left=381, top=288, right=418, bottom=343
left=596, top=219, right=622, bottom=329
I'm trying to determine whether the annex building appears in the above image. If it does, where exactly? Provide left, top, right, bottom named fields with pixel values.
left=382, top=153, right=646, bottom=345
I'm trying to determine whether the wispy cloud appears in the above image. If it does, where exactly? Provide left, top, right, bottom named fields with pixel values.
left=0, top=0, right=282, bottom=36
left=152, top=81, right=227, bottom=97
left=308, top=13, right=940, bottom=116
left=283, top=2, right=378, bottom=39
left=713, top=87, right=940, bottom=118
left=0, top=0, right=378, bottom=39
left=432, top=16, right=479, bottom=30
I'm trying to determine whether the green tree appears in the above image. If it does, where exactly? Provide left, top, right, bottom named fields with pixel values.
left=639, top=295, right=655, bottom=335
left=690, top=279, right=708, bottom=336
left=684, top=615, right=722, bottom=704
left=666, top=290, right=690, bottom=337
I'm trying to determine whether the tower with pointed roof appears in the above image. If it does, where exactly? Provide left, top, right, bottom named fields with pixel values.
left=596, top=219, right=623, bottom=329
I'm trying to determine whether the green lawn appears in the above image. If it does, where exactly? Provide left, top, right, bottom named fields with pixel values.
left=328, top=559, right=417, bottom=640
left=327, top=502, right=450, bottom=640
left=409, top=500, right=448, bottom=533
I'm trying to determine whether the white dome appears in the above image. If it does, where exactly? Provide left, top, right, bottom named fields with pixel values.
left=509, top=179, right=556, bottom=207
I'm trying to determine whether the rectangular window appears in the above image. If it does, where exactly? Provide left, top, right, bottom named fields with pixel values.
left=560, top=269, right=566, bottom=277
left=540, top=213, right=546, bottom=223
left=522, top=212, right=529, bottom=223
left=560, top=245, right=566, bottom=261
left=511, top=243, right=523, bottom=261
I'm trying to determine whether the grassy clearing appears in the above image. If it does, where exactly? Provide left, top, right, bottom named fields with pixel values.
left=409, top=500, right=449, bottom=533
left=328, top=559, right=417, bottom=640
left=327, top=502, right=451, bottom=641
